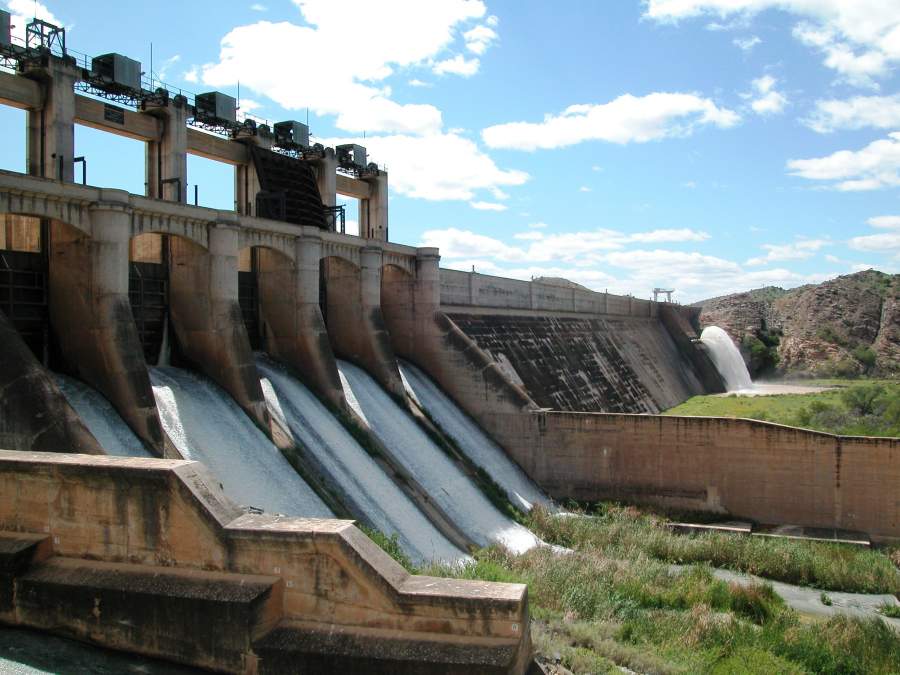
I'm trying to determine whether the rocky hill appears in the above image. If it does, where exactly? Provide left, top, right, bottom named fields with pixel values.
left=696, top=270, right=900, bottom=378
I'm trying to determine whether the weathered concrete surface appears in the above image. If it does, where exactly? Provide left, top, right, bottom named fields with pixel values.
left=0, top=450, right=531, bottom=673
left=323, top=250, right=405, bottom=398
left=48, top=204, right=164, bottom=456
left=0, top=310, right=103, bottom=455
left=24, top=58, right=79, bottom=182
left=448, top=313, right=703, bottom=413
left=256, top=239, right=346, bottom=409
left=167, top=224, right=271, bottom=434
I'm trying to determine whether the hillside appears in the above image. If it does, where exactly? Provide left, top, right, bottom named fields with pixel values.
left=696, top=270, right=900, bottom=378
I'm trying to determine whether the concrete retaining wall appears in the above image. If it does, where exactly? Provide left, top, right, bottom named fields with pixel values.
left=0, top=450, right=532, bottom=673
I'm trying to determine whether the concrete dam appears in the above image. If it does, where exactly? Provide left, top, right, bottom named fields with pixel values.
left=0, top=13, right=898, bottom=674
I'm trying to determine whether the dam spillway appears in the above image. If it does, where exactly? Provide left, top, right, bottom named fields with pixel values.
left=337, top=359, right=542, bottom=555
left=54, top=374, right=154, bottom=459
left=256, top=355, right=468, bottom=565
left=399, top=360, right=552, bottom=513
left=150, top=366, right=333, bottom=518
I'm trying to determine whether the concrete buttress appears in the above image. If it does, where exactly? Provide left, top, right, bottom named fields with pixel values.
left=324, top=246, right=405, bottom=398
left=0, top=309, right=104, bottom=454
left=256, top=235, right=346, bottom=408
left=360, top=171, right=388, bottom=241
left=314, top=148, right=337, bottom=208
left=167, top=215, right=272, bottom=434
left=48, top=190, right=165, bottom=455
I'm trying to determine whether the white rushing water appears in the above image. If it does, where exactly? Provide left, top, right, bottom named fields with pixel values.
left=700, top=326, right=754, bottom=392
left=256, top=355, right=468, bottom=565
left=150, top=366, right=332, bottom=518
left=337, top=359, right=542, bottom=555
left=399, top=360, right=553, bottom=513
left=54, top=374, right=153, bottom=458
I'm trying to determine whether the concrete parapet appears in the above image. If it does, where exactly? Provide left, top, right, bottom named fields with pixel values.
left=168, top=220, right=271, bottom=434
left=48, top=200, right=164, bottom=455
left=256, top=235, right=346, bottom=408
left=0, top=310, right=103, bottom=455
left=0, top=450, right=532, bottom=673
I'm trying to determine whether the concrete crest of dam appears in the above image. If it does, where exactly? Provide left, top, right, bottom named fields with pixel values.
left=1, top=24, right=899, bottom=673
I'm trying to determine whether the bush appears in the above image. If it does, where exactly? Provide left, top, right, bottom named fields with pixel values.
left=852, top=345, right=877, bottom=371
left=841, top=384, right=885, bottom=416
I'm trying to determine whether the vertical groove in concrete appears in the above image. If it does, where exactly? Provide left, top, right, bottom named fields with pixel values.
left=48, top=200, right=164, bottom=456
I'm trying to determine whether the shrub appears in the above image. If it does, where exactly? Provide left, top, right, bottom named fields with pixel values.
left=852, top=345, right=877, bottom=371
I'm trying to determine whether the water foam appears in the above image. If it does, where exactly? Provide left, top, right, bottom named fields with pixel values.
left=150, top=366, right=332, bottom=518
left=700, top=326, right=754, bottom=391
left=338, top=359, right=542, bottom=555
left=399, top=360, right=553, bottom=513
left=256, top=355, right=468, bottom=565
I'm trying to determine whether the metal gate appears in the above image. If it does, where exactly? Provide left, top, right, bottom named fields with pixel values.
left=128, top=261, right=168, bottom=364
left=238, top=270, right=261, bottom=350
left=0, top=250, right=48, bottom=362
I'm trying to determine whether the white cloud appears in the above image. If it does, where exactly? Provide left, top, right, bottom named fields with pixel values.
left=745, top=238, right=830, bottom=265
left=482, top=92, right=739, bottom=151
left=408, top=79, right=433, bottom=88
left=433, top=54, right=480, bottom=77
left=514, top=231, right=544, bottom=240
left=592, top=165, right=603, bottom=172
left=250, top=3, right=267, bottom=11
left=322, top=132, right=528, bottom=201
left=746, top=74, right=787, bottom=115
left=849, top=232, right=900, bottom=252
left=183, top=66, right=199, bottom=83
left=644, top=1, right=900, bottom=89
left=469, top=200, right=507, bottom=211
left=628, top=228, right=710, bottom=243
left=868, top=215, right=900, bottom=229
left=528, top=222, right=548, bottom=229
left=787, top=132, right=900, bottom=191
left=463, top=23, right=497, bottom=55
left=683, top=180, right=697, bottom=188
left=155, top=54, right=181, bottom=81
left=803, top=94, right=900, bottom=133
left=199, top=0, right=487, bottom=134
left=7, top=0, right=62, bottom=42
left=579, top=186, right=592, bottom=193
left=733, top=35, right=761, bottom=51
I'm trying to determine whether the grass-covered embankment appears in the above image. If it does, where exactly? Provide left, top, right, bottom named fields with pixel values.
left=408, top=503, right=900, bottom=674
left=665, top=380, right=900, bottom=438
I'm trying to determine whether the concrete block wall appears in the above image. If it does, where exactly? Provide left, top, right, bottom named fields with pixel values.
left=0, top=450, right=532, bottom=673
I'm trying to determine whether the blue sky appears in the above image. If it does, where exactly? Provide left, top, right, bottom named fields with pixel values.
left=3, top=0, right=900, bottom=302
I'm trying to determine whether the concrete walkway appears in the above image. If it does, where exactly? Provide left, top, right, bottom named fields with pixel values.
left=703, top=566, right=900, bottom=629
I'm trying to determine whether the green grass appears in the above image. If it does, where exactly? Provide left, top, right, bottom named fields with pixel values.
left=665, top=379, right=900, bottom=438
left=423, top=546, right=900, bottom=673
left=409, top=504, right=900, bottom=674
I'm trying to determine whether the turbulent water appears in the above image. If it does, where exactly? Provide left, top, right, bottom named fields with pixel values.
left=398, top=360, right=552, bottom=513
left=150, top=366, right=332, bottom=518
left=256, top=355, right=468, bottom=565
left=700, top=326, right=754, bottom=391
left=54, top=374, right=153, bottom=458
left=337, top=359, right=541, bottom=554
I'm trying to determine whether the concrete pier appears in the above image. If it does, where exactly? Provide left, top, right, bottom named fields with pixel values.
left=144, top=97, right=189, bottom=202
left=323, top=246, right=405, bottom=398
left=48, top=192, right=164, bottom=455
left=24, top=58, right=79, bottom=182
left=167, top=217, right=271, bottom=434
left=255, top=235, right=346, bottom=409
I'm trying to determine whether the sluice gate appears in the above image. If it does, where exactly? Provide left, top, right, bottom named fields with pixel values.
left=0, top=216, right=48, bottom=364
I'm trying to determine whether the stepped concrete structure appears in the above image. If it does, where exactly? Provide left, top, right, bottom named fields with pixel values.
left=0, top=23, right=898, bottom=672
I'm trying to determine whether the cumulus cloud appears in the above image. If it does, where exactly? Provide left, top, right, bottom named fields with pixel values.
left=803, top=94, right=900, bottom=133
left=868, top=215, right=900, bottom=229
left=463, top=22, right=498, bottom=54
left=322, top=132, right=528, bottom=201
left=643, top=1, right=900, bottom=88
left=482, top=92, right=739, bottom=151
left=746, top=74, right=787, bottom=115
left=745, top=238, right=830, bottom=265
left=433, top=54, right=481, bottom=77
left=199, top=0, right=488, bottom=134
left=787, top=132, right=900, bottom=191
left=850, top=215, right=900, bottom=253
left=7, top=0, right=62, bottom=42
